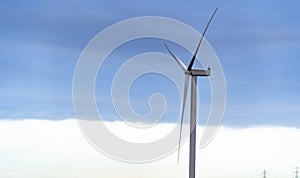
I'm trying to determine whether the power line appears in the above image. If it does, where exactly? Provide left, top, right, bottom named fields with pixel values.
left=293, top=167, right=299, bottom=178
left=262, top=169, right=268, bottom=178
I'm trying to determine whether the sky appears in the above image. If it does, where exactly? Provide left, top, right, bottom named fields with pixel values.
left=1, top=0, right=300, bottom=177
left=1, top=0, right=300, bottom=127
left=1, top=0, right=300, bottom=126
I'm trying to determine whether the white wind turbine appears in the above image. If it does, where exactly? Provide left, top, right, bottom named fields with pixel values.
left=164, top=7, right=218, bottom=178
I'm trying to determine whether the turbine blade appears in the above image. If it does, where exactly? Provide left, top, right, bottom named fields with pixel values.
left=164, top=43, right=188, bottom=72
left=187, top=7, right=218, bottom=71
left=177, top=74, right=189, bottom=164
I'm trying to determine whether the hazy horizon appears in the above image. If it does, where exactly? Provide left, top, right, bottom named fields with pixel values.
left=1, top=119, right=300, bottom=178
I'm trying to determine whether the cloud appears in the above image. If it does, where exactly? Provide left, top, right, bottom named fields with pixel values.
left=0, top=119, right=300, bottom=178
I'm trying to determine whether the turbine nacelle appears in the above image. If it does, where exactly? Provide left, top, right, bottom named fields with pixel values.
left=185, top=68, right=211, bottom=76
left=191, top=68, right=211, bottom=76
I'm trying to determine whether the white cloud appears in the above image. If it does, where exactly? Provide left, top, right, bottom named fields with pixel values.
left=0, top=120, right=299, bottom=178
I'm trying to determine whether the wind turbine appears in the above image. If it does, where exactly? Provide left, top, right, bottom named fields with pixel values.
left=164, top=7, right=218, bottom=178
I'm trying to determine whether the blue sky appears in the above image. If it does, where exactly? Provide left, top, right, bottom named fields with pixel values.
left=1, top=0, right=300, bottom=127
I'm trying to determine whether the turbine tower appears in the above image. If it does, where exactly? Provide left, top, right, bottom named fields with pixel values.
left=164, top=7, right=218, bottom=178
